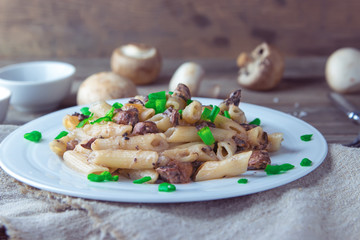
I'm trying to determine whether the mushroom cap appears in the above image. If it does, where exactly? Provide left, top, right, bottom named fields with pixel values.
left=325, top=47, right=360, bottom=93
left=111, top=43, right=162, bottom=85
left=77, top=71, right=138, bottom=105
left=237, top=43, right=284, bottom=91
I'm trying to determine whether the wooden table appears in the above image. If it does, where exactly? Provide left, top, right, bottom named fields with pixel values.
left=1, top=57, right=359, bottom=145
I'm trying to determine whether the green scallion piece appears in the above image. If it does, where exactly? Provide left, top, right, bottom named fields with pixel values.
left=100, top=171, right=114, bottom=181
left=168, top=91, right=173, bottom=95
left=224, top=110, right=231, bottom=119
left=186, top=99, right=193, bottom=105
left=179, top=109, right=183, bottom=115
left=54, top=131, right=68, bottom=140
left=133, top=176, right=152, bottom=184
left=24, top=131, right=42, bottom=143
left=300, top=158, right=312, bottom=167
left=264, top=163, right=295, bottom=175
left=76, top=113, right=94, bottom=128
left=80, top=107, right=91, bottom=116
left=87, top=171, right=119, bottom=182
left=249, top=118, right=261, bottom=126
left=197, top=126, right=215, bottom=145
left=112, top=102, right=123, bottom=109
left=208, top=105, right=220, bottom=122
left=158, top=182, right=176, bottom=192
left=201, top=107, right=211, bottom=120
left=87, top=173, right=105, bottom=182
left=90, top=116, right=112, bottom=124
left=148, top=91, right=166, bottom=100
left=155, top=98, right=167, bottom=114
left=237, top=178, right=248, bottom=184
left=300, top=134, right=313, bottom=142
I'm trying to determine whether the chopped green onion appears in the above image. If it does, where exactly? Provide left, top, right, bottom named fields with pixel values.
left=300, top=158, right=312, bottom=167
left=77, top=113, right=94, bottom=128
left=145, top=91, right=167, bottom=114
left=168, top=91, right=173, bottom=95
left=224, top=110, right=231, bottom=119
left=90, top=116, right=112, bottom=124
left=54, top=131, right=68, bottom=140
left=186, top=99, right=193, bottom=105
left=249, top=118, right=261, bottom=126
left=208, top=105, right=220, bottom=122
left=300, top=134, right=313, bottom=142
left=201, top=108, right=211, bottom=120
left=148, top=91, right=166, bottom=100
left=155, top=98, right=167, bottom=114
left=87, top=173, right=105, bottom=182
left=178, top=109, right=183, bottom=115
left=87, top=171, right=119, bottom=182
left=158, top=182, right=176, bottom=192
left=264, top=163, right=294, bottom=175
left=197, top=126, right=215, bottom=145
left=112, top=102, right=123, bottom=109
left=80, top=107, right=91, bottom=116
left=237, top=178, right=248, bottom=184
left=24, top=131, right=42, bottom=143
left=133, top=176, right=152, bottom=184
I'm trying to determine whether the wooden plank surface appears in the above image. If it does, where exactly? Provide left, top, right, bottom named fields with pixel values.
left=1, top=57, right=359, bottom=145
left=1, top=0, right=360, bottom=59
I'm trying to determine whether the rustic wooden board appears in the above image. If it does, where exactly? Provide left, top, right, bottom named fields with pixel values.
left=1, top=0, right=360, bottom=58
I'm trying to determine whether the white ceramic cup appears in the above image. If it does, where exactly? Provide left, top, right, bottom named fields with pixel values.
left=0, top=86, right=11, bottom=123
left=0, top=61, right=75, bottom=112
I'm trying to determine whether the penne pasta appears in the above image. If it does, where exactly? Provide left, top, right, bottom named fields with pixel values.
left=89, top=149, right=159, bottom=169
left=194, top=151, right=252, bottom=181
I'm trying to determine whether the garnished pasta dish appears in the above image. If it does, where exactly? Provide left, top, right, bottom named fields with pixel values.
left=49, top=84, right=283, bottom=185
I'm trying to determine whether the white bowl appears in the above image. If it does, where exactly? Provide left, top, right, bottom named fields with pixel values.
left=0, top=61, right=75, bottom=112
left=0, top=86, right=11, bottom=123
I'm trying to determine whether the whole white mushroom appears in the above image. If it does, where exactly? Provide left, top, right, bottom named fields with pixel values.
left=77, top=72, right=138, bottom=105
left=169, top=62, right=204, bottom=96
left=325, top=48, right=360, bottom=93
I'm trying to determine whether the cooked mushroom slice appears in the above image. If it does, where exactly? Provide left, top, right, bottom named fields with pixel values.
left=237, top=42, right=284, bottom=91
left=132, top=121, right=159, bottom=135
left=172, top=83, right=191, bottom=102
left=156, top=160, right=193, bottom=184
left=247, top=150, right=271, bottom=170
left=163, top=107, right=180, bottom=126
left=223, top=89, right=242, bottom=106
left=113, top=108, right=139, bottom=126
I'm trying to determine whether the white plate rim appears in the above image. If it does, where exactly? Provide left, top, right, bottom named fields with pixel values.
left=0, top=97, right=328, bottom=203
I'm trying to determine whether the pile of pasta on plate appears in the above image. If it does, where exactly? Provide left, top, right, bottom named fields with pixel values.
left=50, top=84, right=283, bottom=184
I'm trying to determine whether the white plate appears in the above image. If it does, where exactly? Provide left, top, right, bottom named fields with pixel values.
left=0, top=98, right=328, bottom=203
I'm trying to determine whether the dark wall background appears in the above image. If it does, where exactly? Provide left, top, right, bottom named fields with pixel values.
left=1, top=0, right=359, bottom=59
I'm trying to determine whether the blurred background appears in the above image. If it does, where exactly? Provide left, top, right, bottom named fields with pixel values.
left=1, top=0, right=360, bottom=60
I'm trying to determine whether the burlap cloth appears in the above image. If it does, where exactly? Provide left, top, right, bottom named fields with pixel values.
left=0, top=125, right=359, bottom=240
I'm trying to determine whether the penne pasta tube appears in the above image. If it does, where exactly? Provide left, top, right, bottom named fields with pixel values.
left=147, top=114, right=172, bottom=132
left=194, top=151, right=252, bottom=181
left=214, top=114, right=247, bottom=136
left=161, top=148, right=199, bottom=163
left=91, top=133, right=169, bottom=152
left=121, top=169, right=159, bottom=183
left=182, top=100, right=202, bottom=124
left=267, top=132, right=284, bottom=152
left=62, top=115, right=80, bottom=130
left=164, top=126, right=236, bottom=143
left=63, top=150, right=109, bottom=175
left=172, top=142, right=218, bottom=161
left=89, top=149, right=159, bottom=169
left=89, top=100, right=112, bottom=118
left=82, top=122, right=132, bottom=138
left=216, top=140, right=237, bottom=160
